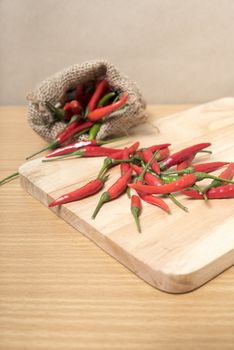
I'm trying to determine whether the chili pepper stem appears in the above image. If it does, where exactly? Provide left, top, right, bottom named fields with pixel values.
left=0, top=172, right=19, bottom=186
left=42, top=151, right=79, bottom=162
left=196, top=173, right=234, bottom=184
left=92, top=192, right=110, bottom=219
left=167, top=194, right=188, bottom=212
left=131, top=208, right=141, bottom=233
left=26, top=140, right=58, bottom=160
left=198, top=150, right=212, bottom=154
left=138, top=150, right=160, bottom=182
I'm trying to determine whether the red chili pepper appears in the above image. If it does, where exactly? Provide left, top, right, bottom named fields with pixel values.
left=137, top=190, right=170, bottom=213
left=183, top=184, right=234, bottom=199
left=144, top=143, right=171, bottom=152
left=49, top=175, right=108, bottom=207
left=202, top=163, right=234, bottom=193
left=120, top=148, right=131, bottom=175
left=75, top=84, right=84, bottom=108
left=157, top=147, right=170, bottom=161
left=63, top=102, right=73, bottom=121
left=193, top=162, right=229, bottom=173
left=129, top=171, right=234, bottom=194
left=43, top=145, right=126, bottom=162
left=167, top=162, right=230, bottom=176
left=159, top=143, right=211, bottom=170
left=142, top=148, right=160, bottom=175
left=129, top=174, right=198, bottom=194
left=86, top=80, right=109, bottom=115
left=131, top=195, right=142, bottom=233
left=176, top=154, right=195, bottom=171
left=87, top=93, right=128, bottom=122
left=92, top=168, right=132, bottom=218
left=132, top=164, right=163, bottom=186
left=26, top=117, right=86, bottom=160
left=111, top=141, right=140, bottom=160
left=46, top=136, right=124, bottom=158
left=69, top=100, right=82, bottom=114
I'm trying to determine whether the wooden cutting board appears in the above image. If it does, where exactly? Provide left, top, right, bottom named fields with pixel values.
left=19, top=98, right=234, bottom=294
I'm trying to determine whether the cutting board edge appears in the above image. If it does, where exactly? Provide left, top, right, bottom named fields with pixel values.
left=19, top=171, right=233, bottom=294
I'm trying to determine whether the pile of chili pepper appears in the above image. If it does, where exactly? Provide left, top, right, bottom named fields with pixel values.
left=26, top=79, right=129, bottom=159
left=0, top=79, right=129, bottom=185
left=47, top=140, right=234, bottom=233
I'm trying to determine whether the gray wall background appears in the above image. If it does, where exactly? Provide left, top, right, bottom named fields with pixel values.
left=1, top=0, right=234, bottom=105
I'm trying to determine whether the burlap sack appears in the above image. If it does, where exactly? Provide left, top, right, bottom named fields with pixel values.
left=27, top=59, right=147, bottom=142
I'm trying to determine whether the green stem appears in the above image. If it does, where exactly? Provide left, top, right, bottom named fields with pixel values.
left=196, top=173, right=234, bottom=184
left=198, top=150, right=212, bottom=154
left=0, top=172, right=19, bottom=186
left=92, top=192, right=110, bottom=219
left=26, top=140, right=58, bottom=160
left=131, top=207, right=141, bottom=233
left=167, top=194, right=188, bottom=212
left=138, top=150, right=160, bottom=182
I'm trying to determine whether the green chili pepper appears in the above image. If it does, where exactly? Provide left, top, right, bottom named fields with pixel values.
left=89, top=123, right=101, bottom=140
left=97, top=92, right=116, bottom=107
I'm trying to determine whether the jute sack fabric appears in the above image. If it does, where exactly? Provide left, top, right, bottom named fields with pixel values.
left=27, top=60, right=147, bottom=142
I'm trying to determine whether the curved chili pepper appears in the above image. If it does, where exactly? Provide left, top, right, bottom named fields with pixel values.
left=159, top=143, right=211, bottom=170
left=97, top=92, right=116, bottom=107
left=92, top=168, right=132, bottom=218
left=46, top=136, right=124, bottom=158
left=86, top=80, right=109, bottom=115
left=111, top=141, right=140, bottom=160
left=131, top=195, right=142, bottom=233
left=138, top=190, right=170, bottom=213
left=202, top=163, right=234, bottom=193
left=87, top=93, right=129, bottom=122
left=89, top=123, right=101, bottom=140
left=120, top=148, right=131, bottom=175
left=183, top=184, right=234, bottom=199
left=26, top=117, right=86, bottom=160
left=49, top=175, right=108, bottom=207
left=142, top=148, right=160, bottom=175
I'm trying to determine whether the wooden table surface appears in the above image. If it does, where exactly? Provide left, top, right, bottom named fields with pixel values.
left=0, top=106, right=233, bottom=350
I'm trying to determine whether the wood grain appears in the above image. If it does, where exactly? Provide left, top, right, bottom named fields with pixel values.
left=0, top=105, right=234, bottom=349
left=19, top=98, right=234, bottom=294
